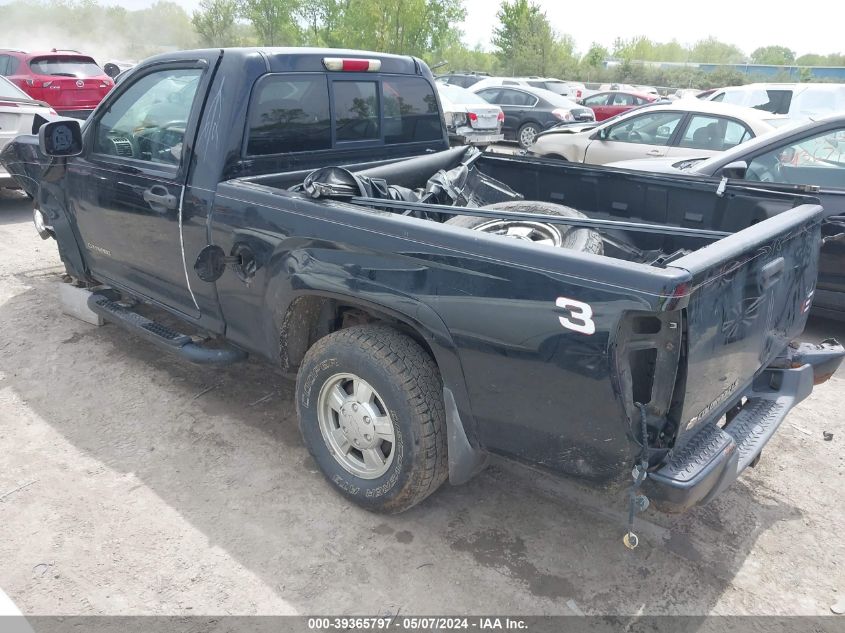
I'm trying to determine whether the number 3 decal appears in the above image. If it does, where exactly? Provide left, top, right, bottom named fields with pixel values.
left=556, top=297, right=596, bottom=335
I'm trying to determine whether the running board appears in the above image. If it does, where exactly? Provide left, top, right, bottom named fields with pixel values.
left=87, top=291, right=247, bottom=365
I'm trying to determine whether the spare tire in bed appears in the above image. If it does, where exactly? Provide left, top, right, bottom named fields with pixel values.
left=445, top=201, right=603, bottom=255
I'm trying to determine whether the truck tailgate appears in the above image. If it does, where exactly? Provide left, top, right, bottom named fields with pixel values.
left=667, top=203, right=823, bottom=442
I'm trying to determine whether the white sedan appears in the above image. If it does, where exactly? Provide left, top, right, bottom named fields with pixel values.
left=527, top=101, right=780, bottom=165
left=0, top=76, right=56, bottom=190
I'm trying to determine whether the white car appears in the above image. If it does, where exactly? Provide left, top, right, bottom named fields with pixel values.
left=527, top=101, right=778, bottom=165
left=704, top=82, right=845, bottom=121
left=470, top=76, right=583, bottom=99
left=436, top=83, right=504, bottom=146
left=0, top=76, right=56, bottom=189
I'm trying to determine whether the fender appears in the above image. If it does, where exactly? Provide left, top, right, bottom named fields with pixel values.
left=259, top=253, right=488, bottom=481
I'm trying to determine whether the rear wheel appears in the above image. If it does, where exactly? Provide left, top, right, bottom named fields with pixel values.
left=445, top=201, right=603, bottom=254
left=517, top=122, right=541, bottom=148
left=296, top=325, right=448, bottom=513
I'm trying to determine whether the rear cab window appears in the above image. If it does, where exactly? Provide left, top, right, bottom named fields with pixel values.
left=245, top=72, right=442, bottom=157
left=29, top=56, right=103, bottom=78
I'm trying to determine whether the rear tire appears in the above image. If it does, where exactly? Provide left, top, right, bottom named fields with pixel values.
left=445, top=201, right=603, bottom=254
left=517, top=122, right=541, bottom=148
left=296, top=325, right=448, bottom=513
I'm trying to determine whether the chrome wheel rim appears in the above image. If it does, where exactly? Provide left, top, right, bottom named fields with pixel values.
left=472, top=219, right=563, bottom=246
left=317, top=373, right=396, bottom=479
left=520, top=126, right=538, bottom=146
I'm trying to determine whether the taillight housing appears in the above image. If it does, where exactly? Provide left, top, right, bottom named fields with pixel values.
left=552, top=108, right=574, bottom=122
left=467, top=111, right=478, bottom=122
left=496, top=110, right=505, bottom=122
left=322, top=57, right=381, bottom=72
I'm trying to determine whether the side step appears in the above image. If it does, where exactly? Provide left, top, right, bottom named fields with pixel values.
left=87, top=290, right=247, bottom=365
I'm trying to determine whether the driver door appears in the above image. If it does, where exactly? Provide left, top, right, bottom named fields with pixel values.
left=584, top=110, right=685, bottom=165
left=65, top=62, right=210, bottom=317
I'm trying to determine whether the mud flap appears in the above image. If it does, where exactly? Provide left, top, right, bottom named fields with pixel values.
left=444, top=387, right=488, bottom=485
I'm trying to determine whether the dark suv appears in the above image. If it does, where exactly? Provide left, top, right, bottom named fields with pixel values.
left=0, top=49, right=113, bottom=119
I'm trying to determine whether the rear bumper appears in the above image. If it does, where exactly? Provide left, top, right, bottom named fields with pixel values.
left=448, top=128, right=504, bottom=146
left=646, top=341, right=844, bottom=512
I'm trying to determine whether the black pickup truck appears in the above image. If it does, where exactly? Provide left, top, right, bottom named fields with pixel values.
left=2, top=48, right=843, bottom=527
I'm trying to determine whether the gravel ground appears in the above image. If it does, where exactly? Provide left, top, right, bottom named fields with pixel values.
left=0, top=188, right=843, bottom=616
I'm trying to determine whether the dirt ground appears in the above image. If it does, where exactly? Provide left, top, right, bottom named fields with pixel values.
left=0, top=188, right=843, bottom=616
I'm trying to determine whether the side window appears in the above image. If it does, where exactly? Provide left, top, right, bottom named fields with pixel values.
left=94, top=68, right=202, bottom=166
left=747, top=127, right=845, bottom=186
left=333, top=80, right=379, bottom=142
left=710, top=92, right=725, bottom=102
left=499, top=90, right=533, bottom=106
left=606, top=111, right=684, bottom=145
left=678, top=115, right=752, bottom=151
left=610, top=93, right=635, bottom=106
left=382, top=76, right=441, bottom=144
left=582, top=93, right=607, bottom=106
left=476, top=89, right=502, bottom=104
left=0, top=55, right=8, bottom=76
left=246, top=74, right=330, bottom=155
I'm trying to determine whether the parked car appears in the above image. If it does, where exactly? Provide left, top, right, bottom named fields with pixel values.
left=436, top=82, right=504, bottom=146
left=469, top=76, right=584, bottom=99
left=4, top=48, right=841, bottom=524
left=609, top=113, right=845, bottom=320
left=101, top=60, right=136, bottom=79
left=473, top=84, right=595, bottom=148
left=670, top=88, right=707, bottom=100
left=705, top=82, right=845, bottom=121
left=0, top=76, right=56, bottom=190
left=528, top=101, right=777, bottom=164
left=579, top=90, right=659, bottom=121
left=435, top=71, right=490, bottom=88
left=0, top=49, right=113, bottom=119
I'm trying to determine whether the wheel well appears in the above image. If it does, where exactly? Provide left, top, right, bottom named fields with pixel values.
left=279, top=295, right=437, bottom=373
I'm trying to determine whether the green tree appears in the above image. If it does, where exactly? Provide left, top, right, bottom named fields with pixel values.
left=493, top=0, right=574, bottom=77
left=750, top=45, right=796, bottom=65
left=192, top=0, right=241, bottom=46
left=240, top=0, right=300, bottom=46
left=582, top=42, right=608, bottom=68
left=688, top=37, right=745, bottom=64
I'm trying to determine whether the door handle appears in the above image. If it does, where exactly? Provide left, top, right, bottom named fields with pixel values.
left=761, top=257, right=785, bottom=290
left=646, top=149, right=663, bottom=156
left=143, top=185, right=177, bottom=210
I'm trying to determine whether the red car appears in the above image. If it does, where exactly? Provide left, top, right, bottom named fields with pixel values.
left=0, top=49, right=113, bottom=119
left=579, top=90, right=658, bottom=121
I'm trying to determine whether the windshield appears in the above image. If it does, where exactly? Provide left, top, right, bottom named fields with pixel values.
left=438, top=83, right=488, bottom=105
left=0, top=75, right=33, bottom=100
left=29, top=56, right=103, bottom=78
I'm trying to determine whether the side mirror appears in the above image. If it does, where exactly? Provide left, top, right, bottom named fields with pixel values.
left=590, top=127, right=607, bottom=141
left=38, top=118, right=83, bottom=157
left=720, top=160, right=748, bottom=179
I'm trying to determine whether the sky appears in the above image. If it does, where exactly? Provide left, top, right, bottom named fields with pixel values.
left=54, top=0, right=845, bottom=58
